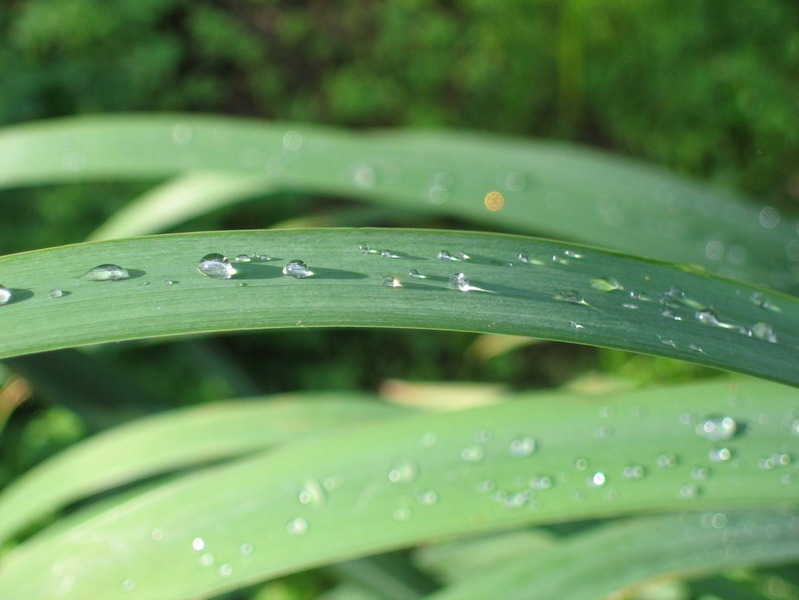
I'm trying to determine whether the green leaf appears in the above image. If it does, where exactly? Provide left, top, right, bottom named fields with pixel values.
left=1, top=229, right=797, bottom=385
left=426, top=509, right=799, bottom=600
left=0, top=379, right=796, bottom=599
left=0, top=395, right=404, bottom=545
left=1, top=115, right=795, bottom=291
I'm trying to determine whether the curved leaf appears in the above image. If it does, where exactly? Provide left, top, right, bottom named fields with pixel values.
left=1, top=115, right=796, bottom=291
left=0, top=229, right=797, bottom=384
left=0, top=379, right=796, bottom=599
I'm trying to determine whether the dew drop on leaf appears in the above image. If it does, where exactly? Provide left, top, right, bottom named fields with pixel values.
left=554, top=290, right=587, bottom=305
left=696, top=416, right=737, bottom=441
left=282, top=260, right=314, bottom=278
left=82, top=264, right=130, bottom=282
left=509, top=437, right=536, bottom=457
left=286, top=517, right=308, bottom=536
left=752, top=322, right=777, bottom=343
left=0, top=286, right=13, bottom=305
left=48, top=289, right=64, bottom=299
left=590, top=277, right=623, bottom=292
left=197, top=254, right=236, bottom=280
left=709, top=447, right=732, bottom=462
left=382, top=276, right=402, bottom=288
left=623, top=464, right=645, bottom=480
left=388, top=461, right=418, bottom=484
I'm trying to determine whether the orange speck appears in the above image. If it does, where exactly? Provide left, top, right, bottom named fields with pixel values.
left=484, top=190, right=505, bottom=211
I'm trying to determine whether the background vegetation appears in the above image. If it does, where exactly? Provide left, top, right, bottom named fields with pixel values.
left=1, top=1, right=798, bottom=598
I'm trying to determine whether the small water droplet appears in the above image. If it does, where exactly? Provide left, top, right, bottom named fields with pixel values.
left=238, top=543, right=253, bottom=556
left=689, top=343, right=705, bottom=353
left=697, top=416, right=737, bottom=441
left=554, top=290, right=588, bottom=305
left=298, top=479, right=326, bottom=506
left=380, top=249, right=400, bottom=259
left=461, top=445, right=484, bottom=462
left=623, top=464, right=645, bottom=480
left=164, top=279, right=178, bottom=285
left=382, top=276, right=402, bottom=288
left=759, top=206, right=780, bottom=228
left=695, top=309, right=721, bottom=327
left=588, top=472, right=606, bottom=486
left=590, top=277, right=623, bottom=292
left=475, top=429, right=492, bottom=442
left=282, top=130, right=303, bottom=151
left=691, top=466, right=710, bottom=480
left=574, top=457, right=589, bottom=471
left=388, top=461, right=418, bottom=484
left=151, top=528, right=164, bottom=541
left=218, top=564, right=233, bottom=576
left=657, top=454, right=679, bottom=468
left=570, top=321, right=585, bottom=330
left=392, top=507, right=412, bottom=521
left=253, top=253, right=271, bottom=262
left=48, top=288, right=64, bottom=299
left=709, top=447, right=732, bottom=462
left=357, top=243, right=373, bottom=254
left=0, top=286, right=12, bottom=306
left=449, top=272, right=471, bottom=292
left=551, top=255, right=570, bottom=265
left=530, top=475, right=553, bottom=489
left=197, top=254, right=236, bottom=280
left=233, top=254, right=252, bottom=263
left=751, top=322, right=777, bottom=343
left=661, top=309, right=683, bottom=321
left=679, top=483, right=700, bottom=498
left=774, top=452, right=792, bottom=466
left=415, top=489, right=438, bottom=505
left=408, top=269, right=426, bottom=279
left=758, top=456, right=777, bottom=470
left=82, top=264, right=130, bottom=282
left=503, top=171, right=527, bottom=192
left=282, top=260, right=314, bottom=278
left=353, top=164, right=377, bottom=188
left=476, top=479, right=495, bottom=492
left=751, top=293, right=782, bottom=313
left=120, top=578, right=135, bottom=592
left=629, top=289, right=651, bottom=302
left=437, top=250, right=459, bottom=261
left=192, top=537, right=205, bottom=551
left=198, top=553, right=214, bottom=567
left=286, top=517, right=308, bottom=536
left=509, top=437, right=537, bottom=457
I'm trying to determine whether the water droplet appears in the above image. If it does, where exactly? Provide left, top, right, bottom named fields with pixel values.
left=353, top=164, right=377, bottom=188
left=679, top=483, right=700, bottom=498
left=380, top=249, right=400, bottom=259
left=696, top=309, right=723, bottom=327
left=298, top=479, right=326, bottom=505
left=282, top=260, right=314, bottom=278
left=709, top=447, right=732, bottom=462
left=192, top=537, right=205, bottom=551
left=551, top=255, right=570, bottom=265
left=238, top=543, right=253, bottom=556
left=198, top=552, right=214, bottom=567
left=594, top=425, right=614, bottom=439
left=751, top=322, right=777, bottom=343
left=382, top=276, right=402, bottom=288
left=253, top=253, right=271, bottom=262
left=759, top=206, right=780, bottom=228
left=408, top=269, right=426, bottom=279
left=357, top=243, right=373, bottom=254
left=773, top=452, right=791, bottom=466
left=570, top=321, right=585, bottom=330
left=164, top=279, right=178, bottom=285
left=233, top=254, right=252, bottom=263
left=590, top=277, right=623, bottom=292
left=282, top=130, right=303, bottom=151
left=218, top=564, right=233, bottom=576
left=120, top=578, right=135, bottom=592
left=661, top=309, right=682, bottom=321
left=588, top=472, right=606, bottom=486
left=657, top=454, right=679, bottom=468
left=0, top=286, right=12, bottom=306
left=658, top=336, right=677, bottom=347
left=388, top=461, right=418, bottom=484
left=449, top=272, right=471, bottom=292
left=704, top=239, right=725, bottom=261
left=503, top=171, right=527, bottom=191
left=758, top=456, right=777, bottom=470
left=476, top=479, right=495, bottom=492
left=151, top=528, right=164, bottom=541
left=697, top=416, right=737, bottom=441
left=623, top=465, right=645, bottom=480
left=574, top=458, right=589, bottom=471
left=750, top=293, right=781, bottom=313
left=622, top=303, right=639, bottom=310
left=553, top=290, right=588, bottom=305
left=564, top=250, right=584, bottom=259
left=691, top=466, right=710, bottom=480
left=415, top=489, right=438, bottom=505
left=392, top=507, right=412, bottom=521
left=197, top=254, right=236, bottom=280
left=475, top=429, right=492, bottom=442
left=629, top=289, right=651, bottom=302
left=48, top=289, right=64, bottom=299
left=509, top=437, right=537, bottom=457
left=530, top=475, right=553, bottom=489
left=82, top=264, right=130, bottom=282
left=286, top=517, right=308, bottom=536
left=437, top=250, right=459, bottom=261
left=461, top=445, right=484, bottom=462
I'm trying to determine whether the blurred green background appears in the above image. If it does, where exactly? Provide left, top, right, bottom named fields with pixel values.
left=1, top=0, right=798, bottom=569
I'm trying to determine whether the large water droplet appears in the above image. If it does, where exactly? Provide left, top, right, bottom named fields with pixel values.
left=751, top=322, right=777, bottom=343
left=298, top=479, right=326, bottom=506
left=554, top=290, right=588, bottom=305
left=388, top=461, right=418, bottom=484
left=509, top=437, right=536, bottom=457
left=0, top=286, right=12, bottom=305
left=696, top=416, right=737, bottom=441
left=282, top=260, right=314, bottom=278
left=590, top=277, right=623, bottom=292
left=449, top=272, right=471, bottom=292
left=82, top=264, right=130, bottom=282
left=197, top=254, right=236, bottom=280
left=286, top=517, right=308, bottom=536
left=48, top=289, right=64, bottom=299
left=192, top=537, right=205, bottom=551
